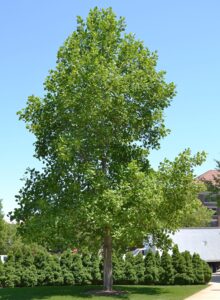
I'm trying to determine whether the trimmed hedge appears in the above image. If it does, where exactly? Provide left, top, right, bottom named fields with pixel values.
left=0, top=243, right=212, bottom=288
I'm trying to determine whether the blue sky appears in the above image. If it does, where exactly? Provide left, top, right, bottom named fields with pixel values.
left=1, top=0, right=220, bottom=216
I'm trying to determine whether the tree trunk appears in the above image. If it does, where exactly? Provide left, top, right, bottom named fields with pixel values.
left=103, top=228, right=113, bottom=291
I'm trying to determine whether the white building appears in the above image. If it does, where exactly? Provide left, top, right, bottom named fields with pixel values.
left=170, top=228, right=220, bottom=270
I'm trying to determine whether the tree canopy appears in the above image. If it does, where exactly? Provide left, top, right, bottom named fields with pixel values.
left=10, top=7, right=206, bottom=290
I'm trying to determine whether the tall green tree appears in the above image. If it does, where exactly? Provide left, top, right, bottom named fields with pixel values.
left=10, top=7, right=206, bottom=291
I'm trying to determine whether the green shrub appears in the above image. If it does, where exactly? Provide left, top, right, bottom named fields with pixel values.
left=44, top=256, right=64, bottom=286
left=172, top=246, right=187, bottom=285
left=155, top=251, right=161, bottom=268
left=81, top=249, right=92, bottom=284
left=71, top=253, right=85, bottom=284
left=2, top=265, right=20, bottom=288
left=203, top=261, right=212, bottom=284
left=20, top=265, right=38, bottom=287
left=62, top=270, right=75, bottom=285
left=91, top=253, right=102, bottom=284
left=134, top=253, right=145, bottom=284
left=182, top=251, right=194, bottom=284
left=0, top=241, right=211, bottom=288
left=60, top=249, right=73, bottom=270
left=192, top=254, right=205, bottom=284
left=124, top=252, right=138, bottom=284
left=160, top=251, right=174, bottom=285
left=112, top=252, right=124, bottom=284
left=144, top=250, right=159, bottom=284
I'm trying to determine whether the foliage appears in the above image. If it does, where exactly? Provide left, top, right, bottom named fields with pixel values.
left=44, top=256, right=64, bottom=286
left=144, top=250, right=159, bottom=284
left=202, top=261, right=212, bottom=284
left=172, top=245, right=188, bottom=284
left=192, top=254, right=205, bottom=284
left=81, top=249, right=93, bottom=284
left=160, top=251, right=174, bottom=285
left=0, top=200, right=20, bottom=255
left=71, top=253, right=86, bottom=285
left=182, top=251, right=195, bottom=284
left=20, top=265, right=38, bottom=287
left=172, top=245, right=181, bottom=275
left=134, top=253, right=145, bottom=284
left=203, top=160, right=220, bottom=208
left=180, top=202, right=213, bottom=227
left=0, top=241, right=211, bottom=287
left=154, top=251, right=161, bottom=268
left=91, top=253, right=102, bottom=284
left=112, top=252, right=125, bottom=284
left=124, top=252, right=138, bottom=284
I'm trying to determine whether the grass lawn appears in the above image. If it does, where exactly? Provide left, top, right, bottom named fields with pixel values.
left=0, top=285, right=206, bottom=300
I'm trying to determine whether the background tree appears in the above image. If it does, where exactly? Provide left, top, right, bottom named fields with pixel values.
left=179, top=201, right=213, bottom=227
left=205, top=160, right=220, bottom=192
left=10, top=7, right=206, bottom=291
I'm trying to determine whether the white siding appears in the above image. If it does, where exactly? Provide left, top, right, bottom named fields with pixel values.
left=171, top=228, right=220, bottom=262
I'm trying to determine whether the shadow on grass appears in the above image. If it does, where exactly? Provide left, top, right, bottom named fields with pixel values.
left=0, top=285, right=167, bottom=300
left=116, top=285, right=167, bottom=296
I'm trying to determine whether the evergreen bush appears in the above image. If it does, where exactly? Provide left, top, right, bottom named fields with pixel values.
left=71, top=253, right=85, bottom=284
left=20, top=265, right=38, bottom=287
left=202, top=261, right=212, bottom=284
left=124, top=252, right=138, bottom=284
left=160, top=251, right=174, bottom=285
left=81, top=249, right=92, bottom=284
left=172, top=245, right=188, bottom=284
left=182, top=251, right=194, bottom=284
left=144, top=250, right=159, bottom=284
left=192, top=254, right=205, bottom=284
left=91, top=253, right=102, bottom=284
left=40, top=255, right=63, bottom=286
left=0, top=241, right=212, bottom=287
left=134, top=253, right=145, bottom=284
left=112, top=252, right=125, bottom=284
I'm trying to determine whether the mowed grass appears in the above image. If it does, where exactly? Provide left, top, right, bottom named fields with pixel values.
left=0, top=285, right=206, bottom=300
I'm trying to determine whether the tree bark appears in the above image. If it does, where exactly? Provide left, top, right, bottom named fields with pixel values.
left=103, top=227, right=113, bottom=291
